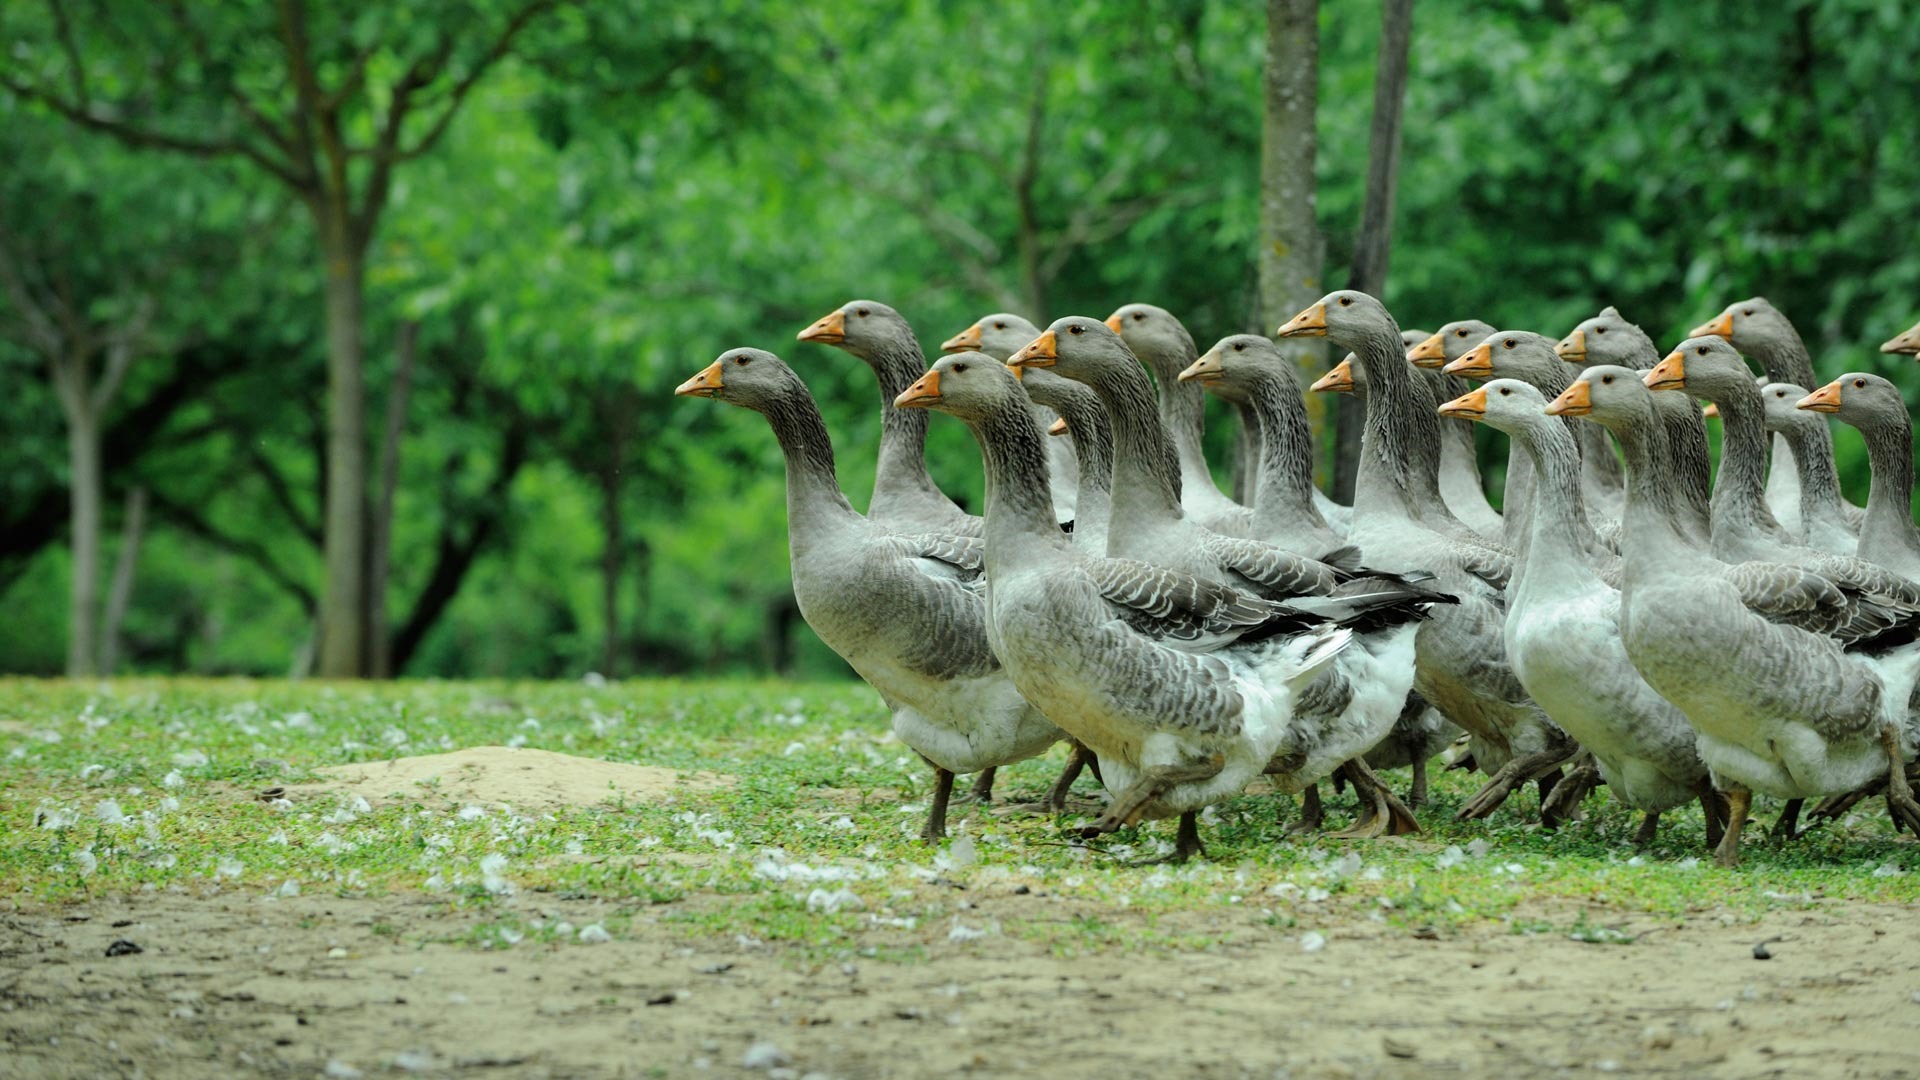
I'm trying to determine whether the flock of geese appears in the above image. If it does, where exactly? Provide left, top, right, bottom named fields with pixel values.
left=675, top=293, right=1920, bottom=867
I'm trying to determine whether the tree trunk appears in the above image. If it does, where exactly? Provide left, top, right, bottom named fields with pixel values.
left=315, top=219, right=370, bottom=678
left=64, top=402, right=102, bottom=677
left=1258, top=0, right=1329, bottom=476
left=599, top=465, right=623, bottom=679
left=368, top=320, right=418, bottom=678
left=99, top=486, right=148, bottom=674
left=1332, top=0, right=1415, bottom=501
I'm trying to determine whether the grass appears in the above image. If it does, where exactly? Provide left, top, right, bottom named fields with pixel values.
left=3, top=677, right=1918, bottom=958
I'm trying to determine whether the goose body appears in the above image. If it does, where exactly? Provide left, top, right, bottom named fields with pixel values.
left=943, top=313, right=1078, bottom=526
left=1800, top=373, right=1920, bottom=581
left=1758, top=381, right=1858, bottom=557
left=1407, top=320, right=1512, bottom=540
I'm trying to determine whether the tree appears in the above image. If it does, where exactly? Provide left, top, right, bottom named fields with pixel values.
left=1, top=0, right=564, bottom=676
left=1258, top=0, right=1330, bottom=469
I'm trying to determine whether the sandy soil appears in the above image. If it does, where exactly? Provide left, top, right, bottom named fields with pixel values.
left=5, top=886, right=1918, bottom=1079
left=284, top=747, right=732, bottom=814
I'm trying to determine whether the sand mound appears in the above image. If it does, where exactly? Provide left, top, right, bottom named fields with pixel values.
left=287, top=746, right=731, bottom=813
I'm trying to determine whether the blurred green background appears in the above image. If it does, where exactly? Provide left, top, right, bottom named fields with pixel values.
left=3, top=0, right=1917, bottom=680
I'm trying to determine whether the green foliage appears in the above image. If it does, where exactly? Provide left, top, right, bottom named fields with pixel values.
left=2, top=1, right=1919, bottom=675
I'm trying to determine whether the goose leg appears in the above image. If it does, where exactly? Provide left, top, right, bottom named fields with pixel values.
left=1408, top=758, right=1429, bottom=809
left=1285, top=784, right=1324, bottom=835
left=1079, top=755, right=1225, bottom=840
left=1327, top=759, right=1421, bottom=839
left=1811, top=780, right=1882, bottom=825
left=1044, top=742, right=1094, bottom=813
left=1713, top=785, right=1752, bottom=869
left=1541, top=753, right=1602, bottom=826
left=1769, top=799, right=1804, bottom=841
left=1456, top=745, right=1579, bottom=822
left=1693, top=779, right=1728, bottom=849
left=921, top=767, right=956, bottom=844
left=1880, top=726, right=1920, bottom=836
left=1170, top=811, right=1207, bottom=863
left=1631, top=811, right=1661, bottom=849
left=968, top=767, right=997, bottom=804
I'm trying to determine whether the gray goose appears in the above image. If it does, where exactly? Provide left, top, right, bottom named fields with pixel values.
left=1882, top=319, right=1920, bottom=355
left=1280, top=292, right=1580, bottom=822
left=1549, top=365, right=1920, bottom=866
left=1438, top=379, right=1717, bottom=848
left=1106, top=303, right=1352, bottom=538
left=1799, top=374, right=1920, bottom=580
left=1017, top=366, right=1113, bottom=555
left=1184, top=334, right=1461, bottom=812
left=942, top=313, right=1078, bottom=527
left=1757, top=381, right=1859, bottom=556
left=1406, top=320, right=1516, bottom=539
left=798, top=300, right=981, bottom=537
left=1010, top=319, right=1448, bottom=837
left=675, top=350, right=1059, bottom=841
left=1689, top=298, right=1865, bottom=538
left=1556, top=307, right=1712, bottom=543
left=897, top=353, right=1445, bottom=859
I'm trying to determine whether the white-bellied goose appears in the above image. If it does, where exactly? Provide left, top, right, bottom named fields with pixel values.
left=943, top=313, right=1078, bottom=526
left=1010, top=319, right=1451, bottom=836
left=1550, top=365, right=1920, bottom=865
left=676, top=350, right=1059, bottom=840
left=1405, top=321, right=1507, bottom=540
left=1800, top=374, right=1920, bottom=580
left=898, top=354, right=1451, bottom=857
left=1758, top=381, right=1858, bottom=556
left=1689, top=298, right=1865, bottom=537
left=798, top=300, right=981, bottom=537
left=1281, top=291, right=1580, bottom=822
left=1439, top=379, right=1717, bottom=847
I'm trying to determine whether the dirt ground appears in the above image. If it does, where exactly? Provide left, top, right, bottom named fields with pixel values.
left=4, top=885, right=1918, bottom=1080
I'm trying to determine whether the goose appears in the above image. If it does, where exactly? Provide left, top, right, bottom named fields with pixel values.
left=1799, top=374, right=1920, bottom=580
left=896, top=353, right=1447, bottom=858
left=1443, top=331, right=1622, bottom=562
left=675, top=349, right=1060, bottom=841
left=1280, top=291, right=1580, bottom=822
left=1016, top=365, right=1114, bottom=554
left=942, top=313, right=1078, bottom=526
left=1555, top=307, right=1713, bottom=543
left=1182, top=335, right=1461, bottom=811
left=1547, top=365, right=1920, bottom=865
left=1437, top=379, right=1718, bottom=847
left=1105, top=303, right=1352, bottom=538
left=798, top=300, right=981, bottom=537
left=1882, top=319, right=1920, bottom=355
left=1403, top=322, right=1507, bottom=540
left=1689, top=298, right=1865, bottom=538
left=1757, top=381, right=1858, bottom=556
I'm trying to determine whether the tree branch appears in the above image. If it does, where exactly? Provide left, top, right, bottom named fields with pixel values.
left=146, top=491, right=315, bottom=610
left=47, top=0, right=90, bottom=107
left=391, top=0, right=560, bottom=163
left=0, top=222, right=66, bottom=357
left=91, top=293, right=155, bottom=414
left=160, top=0, right=299, bottom=162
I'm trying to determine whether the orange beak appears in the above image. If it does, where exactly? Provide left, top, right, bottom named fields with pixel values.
left=941, top=323, right=984, bottom=354
left=675, top=360, right=725, bottom=398
left=1437, top=386, right=1489, bottom=421
left=1406, top=332, right=1448, bottom=368
left=1178, top=352, right=1225, bottom=383
left=1645, top=351, right=1686, bottom=391
left=1277, top=302, right=1328, bottom=338
left=1687, top=310, right=1734, bottom=339
left=1103, top=313, right=1126, bottom=333
left=798, top=308, right=847, bottom=344
left=1554, top=328, right=1587, bottom=363
left=1442, top=342, right=1495, bottom=379
left=1880, top=320, right=1920, bottom=355
left=1544, top=380, right=1593, bottom=417
left=1309, top=358, right=1355, bottom=394
left=1702, top=403, right=1720, bottom=418
left=1007, top=330, right=1058, bottom=369
left=1047, top=416, right=1070, bottom=436
left=894, top=369, right=942, bottom=409
left=1796, top=381, right=1843, bottom=413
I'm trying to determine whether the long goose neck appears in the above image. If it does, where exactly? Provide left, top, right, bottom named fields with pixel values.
left=1512, top=421, right=1607, bottom=571
left=971, top=403, right=1073, bottom=566
left=1861, top=415, right=1917, bottom=532
left=1052, top=394, right=1114, bottom=550
left=866, top=339, right=944, bottom=499
left=1245, top=375, right=1327, bottom=532
left=760, top=391, right=860, bottom=544
left=1747, top=331, right=1817, bottom=388
left=1613, top=415, right=1702, bottom=577
left=1655, top=397, right=1714, bottom=540
left=1140, top=338, right=1215, bottom=496
left=1709, top=385, right=1788, bottom=537
left=1088, top=362, right=1186, bottom=522
left=1352, top=321, right=1443, bottom=519
left=1781, top=420, right=1847, bottom=515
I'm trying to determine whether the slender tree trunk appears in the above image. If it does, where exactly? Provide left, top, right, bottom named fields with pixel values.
left=63, top=401, right=102, bottom=677
left=368, top=320, right=418, bottom=678
left=1333, top=0, right=1415, bottom=501
left=1258, top=0, right=1329, bottom=474
left=99, top=486, right=148, bottom=674
left=316, top=219, right=370, bottom=678
left=599, top=462, right=623, bottom=679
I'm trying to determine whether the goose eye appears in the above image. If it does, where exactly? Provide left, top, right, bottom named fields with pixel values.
left=1502, top=338, right=1515, bottom=349
left=1742, top=308, right=1752, bottom=316
left=735, top=356, right=750, bottom=365
left=1133, top=312, right=1146, bottom=321
left=1854, top=379, right=1866, bottom=388
left=1696, top=346, right=1707, bottom=355
left=1338, top=297, right=1352, bottom=307
left=1455, top=329, right=1467, bottom=336
left=952, top=363, right=967, bottom=373
left=1233, top=343, right=1244, bottom=352
left=1498, top=388, right=1511, bottom=396
left=1601, top=375, right=1614, bottom=385
left=1594, top=326, right=1607, bottom=334
left=992, top=322, right=1005, bottom=330
left=1068, top=324, right=1084, bottom=335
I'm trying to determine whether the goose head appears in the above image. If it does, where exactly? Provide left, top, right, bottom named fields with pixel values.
left=1881, top=319, right=1920, bottom=356
left=1798, top=372, right=1908, bottom=428
left=1687, top=296, right=1791, bottom=354
left=894, top=352, right=1026, bottom=424
left=1007, top=316, right=1137, bottom=386
left=675, top=348, right=805, bottom=411
left=1547, top=365, right=1653, bottom=434
left=1439, top=378, right=1552, bottom=437
left=1178, top=334, right=1293, bottom=405
left=797, top=299, right=915, bottom=362
left=1015, top=363, right=1102, bottom=418
left=942, top=313, right=1043, bottom=362
left=1278, top=290, right=1395, bottom=353
left=1407, top=319, right=1494, bottom=370
left=1644, top=336, right=1756, bottom=403
left=1444, top=330, right=1563, bottom=383
left=1557, top=306, right=1658, bottom=368
left=1105, top=303, right=1197, bottom=377
left=1757, top=381, right=1821, bottom=436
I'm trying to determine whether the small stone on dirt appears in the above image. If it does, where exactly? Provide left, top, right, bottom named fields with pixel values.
left=105, top=940, right=142, bottom=957
left=1383, top=1036, right=1417, bottom=1059
left=742, top=1040, right=791, bottom=1069
left=1752, top=943, right=1772, bottom=960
